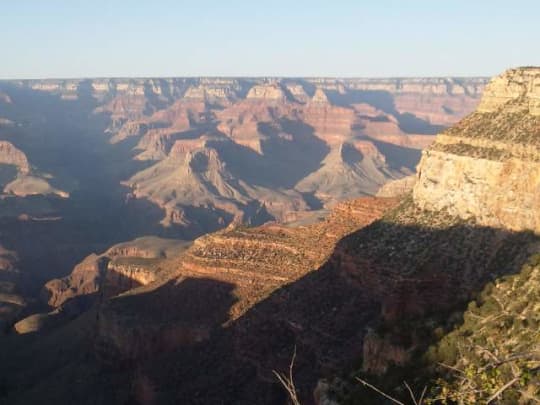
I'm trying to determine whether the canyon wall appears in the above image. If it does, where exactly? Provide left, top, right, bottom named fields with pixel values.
left=0, top=76, right=486, bottom=232
left=413, top=67, right=540, bottom=233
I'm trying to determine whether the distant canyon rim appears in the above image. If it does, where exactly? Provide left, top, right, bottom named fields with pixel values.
left=0, top=76, right=486, bottom=298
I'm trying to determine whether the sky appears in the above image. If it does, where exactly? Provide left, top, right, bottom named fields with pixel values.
left=1, top=0, right=539, bottom=79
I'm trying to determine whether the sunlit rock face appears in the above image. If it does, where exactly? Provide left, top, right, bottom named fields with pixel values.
left=42, top=237, right=190, bottom=308
left=0, top=141, right=29, bottom=173
left=477, top=67, right=540, bottom=115
left=414, top=67, right=540, bottom=233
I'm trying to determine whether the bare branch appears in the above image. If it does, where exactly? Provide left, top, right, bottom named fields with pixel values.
left=486, top=377, right=519, bottom=404
left=403, top=381, right=418, bottom=405
left=437, top=362, right=466, bottom=375
left=418, top=386, right=427, bottom=405
left=273, top=345, right=300, bottom=405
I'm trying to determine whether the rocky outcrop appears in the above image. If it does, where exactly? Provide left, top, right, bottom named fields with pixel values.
left=376, top=175, right=416, bottom=197
left=94, top=197, right=399, bottom=363
left=477, top=67, right=540, bottom=115
left=311, top=88, right=329, bottom=104
left=296, top=142, right=400, bottom=202
left=0, top=141, right=69, bottom=198
left=125, top=138, right=309, bottom=228
left=0, top=141, right=30, bottom=173
left=42, top=237, right=190, bottom=308
left=43, top=253, right=107, bottom=308
left=4, top=175, right=69, bottom=198
left=414, top=67, right=540, bottom=233
left=245, top=83, right=287, bottom=101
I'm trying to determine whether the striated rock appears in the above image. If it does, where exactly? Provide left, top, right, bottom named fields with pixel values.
left=4, top=71, right=540, bottom=405
left=414, top=67, right=540, bottom=233
left=376, top=175, right=416, bottom=197
left=109, top=121, right=148, bottom=144
left=95, top=197, right=399, bottom=363
left=2, top=76, right=483, bottom=233
left=43, top=253, right=107, bottom=308
left=296, top=142, right=403, bottom=203
left=246, top=83, right=286, bottom=101
left=126, top=140, right=308, bottom=228
left=477, top=67, right=540, bottom=115
left=43, top=237, right=190, bottom=308
left=285, top=83, right=310, bottom=103
left=311, top=88, right=329, bottom=104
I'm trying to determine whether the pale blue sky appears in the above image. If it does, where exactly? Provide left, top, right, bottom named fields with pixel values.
left=1, top=0, right=539, bottom=78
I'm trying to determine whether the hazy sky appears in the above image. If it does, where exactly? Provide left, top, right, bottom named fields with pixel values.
left=1, top=0, right=539, bottom=78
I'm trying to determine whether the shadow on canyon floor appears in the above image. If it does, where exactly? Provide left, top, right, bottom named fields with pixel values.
left=150, top=220, right=536, bottom=404
left=2, top=217, right=536, bottom=405
left=0, top=84, right=194, bottom=292
left=326, top=89, right=446, bottom=135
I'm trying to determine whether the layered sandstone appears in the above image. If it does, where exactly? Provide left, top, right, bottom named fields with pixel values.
left=414, top=67, right=540, bottom=233
left=245, top=83, right=287, bottom=101
left=3, top=76, right=484, bottom=233
left=376, top=175, right=416, bottom=197
left=95, top=197, right=399, bottom=362
left=43, top=237, right=190, bottom=308
left=125, top=139, right=309, bottom=228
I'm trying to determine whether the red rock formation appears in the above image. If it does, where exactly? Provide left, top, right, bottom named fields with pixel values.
left=42, top=237, right=190, bottom=308
left=95, top=197, right=399, bottom=362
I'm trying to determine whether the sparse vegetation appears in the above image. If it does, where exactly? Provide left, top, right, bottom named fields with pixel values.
left=425, top=254, right=540, bottom=404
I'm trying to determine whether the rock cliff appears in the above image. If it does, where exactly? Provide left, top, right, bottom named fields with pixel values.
left=414, top=67, right=540, bottom=233
left=42, top=237, right=190, bottom=309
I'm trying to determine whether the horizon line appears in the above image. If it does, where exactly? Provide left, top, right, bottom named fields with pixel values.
left=0, top=74, right=492, bottom=81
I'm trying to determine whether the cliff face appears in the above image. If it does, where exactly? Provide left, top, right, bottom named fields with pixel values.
left=94, top=197, right=399, bottom=364
left=0, top=141, right=30, bottom=173
left=413, top=67, right=540, bottom=233
left=42, top=237, right=190, bottom=309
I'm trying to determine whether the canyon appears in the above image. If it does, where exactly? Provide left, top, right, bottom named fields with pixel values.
left=0, top=76, right=485, bottom=325
left=2, top=70, right=538, bottom=403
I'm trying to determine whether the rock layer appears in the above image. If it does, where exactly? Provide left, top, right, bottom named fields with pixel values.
left=414, top=67, right=540, bottom=233
left=43, top=237, right=190, bottom=308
